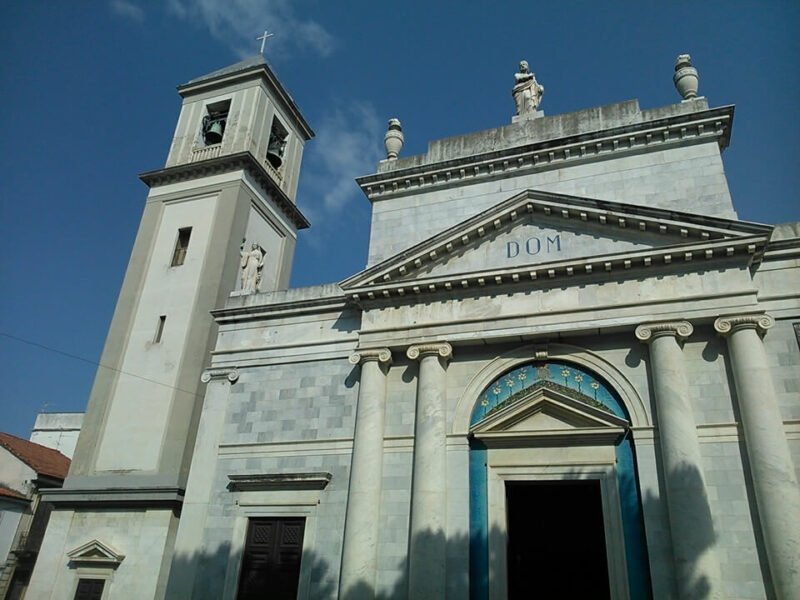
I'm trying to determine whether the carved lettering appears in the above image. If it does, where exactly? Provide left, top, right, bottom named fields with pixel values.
left=525, top=237, right=541, bottom=255
left=504, top=231, right=563, bottom=260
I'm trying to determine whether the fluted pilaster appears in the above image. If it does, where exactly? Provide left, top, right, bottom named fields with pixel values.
left=339, top=348, right=392, bottom=599
left=636, top=321, right=723, bottom=599
left=715, top=314, right=800, bottom=598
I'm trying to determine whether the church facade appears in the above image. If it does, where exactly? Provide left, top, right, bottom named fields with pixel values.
left=27, top=56, right=800, bottom=599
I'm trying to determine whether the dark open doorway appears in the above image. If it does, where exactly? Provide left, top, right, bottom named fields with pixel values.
left=236, top=517, right=305, bottom=600
left=506, top=480, right=611, bottom=599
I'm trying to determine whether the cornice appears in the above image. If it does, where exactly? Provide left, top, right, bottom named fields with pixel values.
left=714, top=314, right=774, bottom=337
left=212, top=292, right=349, bottom=324
left=178, top=62, right=314, bottom=140
left=227, top=472, right=331, bottom=491
left=139, top=151, right=310, bottom=230
left=762, top=236, right=800, bottom=262
left=340, top=190, right=771, bottom=304
left=357, top=106, right=734, bottom=201
left=345, top=235, right=766, bottom=305
left=41, top=486, right=184, bottom=508
left=635, top=320, right=694, bottom=342
left=472, top=428, right=626, bottom=448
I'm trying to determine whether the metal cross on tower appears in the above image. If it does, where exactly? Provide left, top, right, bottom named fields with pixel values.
left=257, top=31, right=274, bottom=55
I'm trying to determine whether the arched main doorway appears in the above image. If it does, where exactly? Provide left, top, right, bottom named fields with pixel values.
left=467, top=360, right=651, bottom=600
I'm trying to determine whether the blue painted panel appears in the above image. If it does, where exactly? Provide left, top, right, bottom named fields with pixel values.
left=617, top=435, right=652, bottom=598
left=468, top=361, right=652, bottom=599
left=469, top=442, right=489, bottom=600
left=470, top=363, right=623, bottom=426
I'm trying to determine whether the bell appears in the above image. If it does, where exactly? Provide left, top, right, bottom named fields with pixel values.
left=267, top=139, right=283, bottom=169
left=204, top=119, right=224, bottom=144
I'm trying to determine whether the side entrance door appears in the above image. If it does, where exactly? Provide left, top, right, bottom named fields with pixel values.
left=237, top=517, right=306, bottom=600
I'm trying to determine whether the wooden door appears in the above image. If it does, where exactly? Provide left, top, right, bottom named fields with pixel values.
left=237, top=517, right=305, bottom=600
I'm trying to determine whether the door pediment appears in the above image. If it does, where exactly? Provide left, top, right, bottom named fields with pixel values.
left=341, top=189, right=771, bottom=302
left=471, top=383, right=628, bottom=448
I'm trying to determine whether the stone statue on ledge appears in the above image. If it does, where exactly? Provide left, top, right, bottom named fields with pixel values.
left=512, top=60, right=544, bottom=117
left=239, top=242, right=264, bottom=294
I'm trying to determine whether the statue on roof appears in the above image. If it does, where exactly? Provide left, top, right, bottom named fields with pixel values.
left=512, top=60, right=544, bottom=116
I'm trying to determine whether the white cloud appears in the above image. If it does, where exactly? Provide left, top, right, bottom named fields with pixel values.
left=303, top=102, right=384, bottom=214
left=110, top=0, right=144, bottom=22
left=296, top=101, right=384, bottom=252
left=166, top=0, right=336, bottom=58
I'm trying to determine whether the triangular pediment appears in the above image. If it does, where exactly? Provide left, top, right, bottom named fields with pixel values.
left=471, top=384, right=629, bottom=448
left=341, top=190, right=771, bottom=301
left=67, top=539, right=125, bottom=566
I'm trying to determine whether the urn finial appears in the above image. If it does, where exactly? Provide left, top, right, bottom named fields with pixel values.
left=673, top=54, right=699, bottom=100
left=383, top=118, right=404, bottom=160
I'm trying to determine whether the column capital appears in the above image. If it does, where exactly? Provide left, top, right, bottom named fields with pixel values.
left=714, top=314, right=774, bottom=337
left=406, top=342, right=453, bottom=362
left=635, top=320, right=693, bottom=343
left=349, top=348, right=392, bottom=366
left=200, top=367, right=239, bottom=383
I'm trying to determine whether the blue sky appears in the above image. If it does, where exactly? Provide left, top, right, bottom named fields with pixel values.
left=1, top=1, right=798, bottom=438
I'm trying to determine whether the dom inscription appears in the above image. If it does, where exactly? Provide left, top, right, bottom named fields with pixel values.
left=507, top=234, right=562, bottom=258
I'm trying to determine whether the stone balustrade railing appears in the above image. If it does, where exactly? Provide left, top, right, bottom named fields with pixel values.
left=190, top=144, right=222, bottom=162
left=263, top=158, right=284, bottom=182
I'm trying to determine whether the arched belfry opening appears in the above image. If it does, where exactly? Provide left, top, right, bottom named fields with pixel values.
left=467, top=360, right=651, bottom=600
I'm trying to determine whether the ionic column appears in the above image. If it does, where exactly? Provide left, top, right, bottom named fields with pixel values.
left=406, top=342, right=452, bottom=599
left=636, top=322, right=723, bottom=599
left=715, top=315, right=800, bottom=598
left=339, top=348, right=392, bottom=598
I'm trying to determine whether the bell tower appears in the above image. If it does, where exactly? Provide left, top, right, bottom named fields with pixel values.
left=27, top=56, right=312, bottom=600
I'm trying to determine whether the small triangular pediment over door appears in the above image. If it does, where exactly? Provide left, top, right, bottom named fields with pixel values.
left=470, top=383, right=629, bottom=448
left=341, top=189, right=770, bottom=301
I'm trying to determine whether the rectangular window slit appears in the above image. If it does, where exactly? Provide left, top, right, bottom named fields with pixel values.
left=171, top=227, right=192, bottom=266
left=154, top=315, right=166, bottom=343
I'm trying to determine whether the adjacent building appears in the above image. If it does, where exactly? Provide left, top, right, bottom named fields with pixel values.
left=0, top=433, right=71, bottom=599
left=26, top=55, right=800, bottom=599
left=29, top=414, right=84, bottom=461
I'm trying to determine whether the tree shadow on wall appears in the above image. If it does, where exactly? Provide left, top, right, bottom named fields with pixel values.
left=166, top=465, right=722, bottom=600
left=640, top=461, right=720, bottom=600
left=629, top=341, right=726, bottom=599
left=167, top=541, right=336, bottom=600
left=166, top=528, right=474, bottom=600
left=338, top=528, right=472, bottom=600
left=704, top=336, right=776, bottom=600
